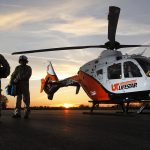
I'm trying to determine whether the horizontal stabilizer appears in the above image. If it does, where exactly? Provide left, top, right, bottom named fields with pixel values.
left=44, top=79, right=80, bottom=100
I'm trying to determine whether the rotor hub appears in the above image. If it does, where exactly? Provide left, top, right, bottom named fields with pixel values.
left=105, top=41, right=120, bottom=50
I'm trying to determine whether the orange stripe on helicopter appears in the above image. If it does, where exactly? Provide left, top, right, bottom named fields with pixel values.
left=69, top=71, right=110, bottom=101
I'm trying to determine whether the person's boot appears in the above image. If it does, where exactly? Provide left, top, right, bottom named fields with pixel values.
left=24, top=110, right=30, bottom=119
left=12, top=114, right=21, bottom=119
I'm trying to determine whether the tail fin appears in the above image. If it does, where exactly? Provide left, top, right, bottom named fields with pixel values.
left=40, top=61, right=58, bottom=93
left=46, top=61, right=58, bottom=82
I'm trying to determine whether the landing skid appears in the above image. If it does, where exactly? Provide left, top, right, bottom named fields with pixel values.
left=137, top=102, right=149, bottom=114
left=88, top=100, right=150, bottom=115
left=90, top=102, right=97, bottom=113
left=89, top=101, right=130, bottom=114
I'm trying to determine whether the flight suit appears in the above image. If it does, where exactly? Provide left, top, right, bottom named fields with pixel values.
left=10, top=64, right=32, bottom=116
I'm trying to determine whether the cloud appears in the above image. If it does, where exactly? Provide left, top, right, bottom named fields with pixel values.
left=0, top=0, right=94, bottom=31
left=50, top=17, right=107, bottom=36
left=49, top=16, right=150, bottom=37
left=118, top=20, right=150, bottom=36
left=1, top=0, right=150, bottom=36
left=0, top=11, right=29, bottom=29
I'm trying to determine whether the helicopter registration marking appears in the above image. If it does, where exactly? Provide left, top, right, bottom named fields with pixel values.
left=111, top=80, right=137, bottom=91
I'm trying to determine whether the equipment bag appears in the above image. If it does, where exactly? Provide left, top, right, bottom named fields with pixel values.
left=5, top=84, right=17, bottom=96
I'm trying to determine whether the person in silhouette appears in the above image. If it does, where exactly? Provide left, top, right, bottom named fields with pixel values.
left=0, top=54, right=10, bottom=119
left=10, top=55, right=32, bottom=119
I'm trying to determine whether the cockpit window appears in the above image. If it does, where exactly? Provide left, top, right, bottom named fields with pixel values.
left=108, top=63, right=121, bottom=79
left=124, top=61, right=142, bottom=78
left=135, top=58, right=150, bottom=77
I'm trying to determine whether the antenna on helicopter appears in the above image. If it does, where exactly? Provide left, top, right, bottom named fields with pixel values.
left=12, top=6, right=150, bottom=55
left=137, top=48, right=147, bottom=56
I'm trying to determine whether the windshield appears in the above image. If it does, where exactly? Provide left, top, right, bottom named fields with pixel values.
left=124, top=61, right=142, bottom=78
left=135, top=58, right=150, bottom=77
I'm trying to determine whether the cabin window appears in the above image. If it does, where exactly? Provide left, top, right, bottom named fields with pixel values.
left=96, top=69, right=103, bottom=80
left=108, top=63, right=121, bottom=79
left=124, top=61, right=142, bottom=78
left=135, top=58, right=150, bottom=77
left=96, top=69, right=103, bottom=76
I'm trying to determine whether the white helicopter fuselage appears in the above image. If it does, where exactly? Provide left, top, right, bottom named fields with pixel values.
left=78, top=50, right=150, bottom=102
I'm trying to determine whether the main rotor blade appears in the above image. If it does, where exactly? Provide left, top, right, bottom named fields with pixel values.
left=119, top=45, right=150, bottom=49
left=12, top=45, right=106, bottom=55
left=108, top=6, right=120, bottom=43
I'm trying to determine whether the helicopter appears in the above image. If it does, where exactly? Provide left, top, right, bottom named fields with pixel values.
left=12, top=6, right=150, bottom=114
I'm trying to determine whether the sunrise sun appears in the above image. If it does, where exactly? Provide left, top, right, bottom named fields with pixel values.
left=63, top=103, right=73, bottom=108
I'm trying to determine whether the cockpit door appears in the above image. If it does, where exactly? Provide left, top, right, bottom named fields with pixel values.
left=122, top=61, right=145, bottom=93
